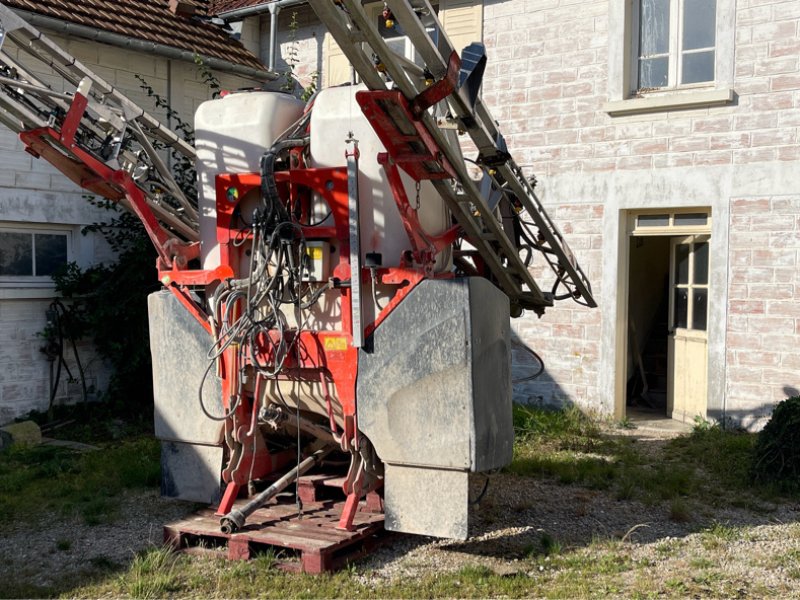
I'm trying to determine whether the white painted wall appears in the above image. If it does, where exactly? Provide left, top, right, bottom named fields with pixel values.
left=0, top=30, right=259, bottom=424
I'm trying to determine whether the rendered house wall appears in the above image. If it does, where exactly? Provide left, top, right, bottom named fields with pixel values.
left=0, top=31, right=258, bottom=424
left=481, top=0, right=800, bottom=428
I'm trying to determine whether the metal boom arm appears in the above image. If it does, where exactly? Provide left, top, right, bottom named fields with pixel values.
left=310, top=0, right=596, bottom=312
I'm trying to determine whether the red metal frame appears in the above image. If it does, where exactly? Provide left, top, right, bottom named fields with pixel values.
left=355, top=89, right=457, bottom=181
left=18, top=83, right=468, bottom=534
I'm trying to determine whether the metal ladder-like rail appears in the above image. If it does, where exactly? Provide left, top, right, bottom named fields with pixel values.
left=310, top=0, right=596, bottom=311
left=0, top=3, right=198, bottom=241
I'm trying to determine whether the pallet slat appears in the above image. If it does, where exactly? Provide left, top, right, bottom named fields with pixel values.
left=164, top=499, right=386, bottom=574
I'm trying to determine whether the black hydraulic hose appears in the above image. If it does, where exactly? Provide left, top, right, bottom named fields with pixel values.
left=511, top=338, right=545, bottom=383
left=259, top=137, right=309, bottom=227
left=47, top=300, right=88, bottom=412
left=55, top=300, right=88, bottom=403
left=47, top=309, right=63, bottom=415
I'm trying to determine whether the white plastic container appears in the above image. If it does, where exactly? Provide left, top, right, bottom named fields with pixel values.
left=195, top=91, right=305, bottom=269
left=308, top=85, right=453, bottom=272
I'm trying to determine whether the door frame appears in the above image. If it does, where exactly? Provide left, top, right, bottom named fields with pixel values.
left=615, top=208, right=713, bottom=420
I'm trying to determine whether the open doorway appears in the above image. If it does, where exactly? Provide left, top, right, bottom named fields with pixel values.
left=626, top=236, right=671, bottom=420
left=624, top=210, right=712, bottom=424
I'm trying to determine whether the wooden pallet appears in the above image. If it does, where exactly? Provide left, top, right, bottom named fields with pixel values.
left=164, top=498, right=386, bottom=573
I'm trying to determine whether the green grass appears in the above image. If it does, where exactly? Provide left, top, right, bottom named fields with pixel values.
left=3, top=405, right=799, bottom=599
left=0, top=435, right=159, bottom=526
left=61, top=540, right=647, bottom=599
left=508, top=405, right=788, bottom=510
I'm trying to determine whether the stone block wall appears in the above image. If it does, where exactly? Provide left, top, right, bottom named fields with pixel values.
left=726, top=195, right=800, bottom=429
left=480, top=0, right=799, bottom=422
left=234, top=1, right=800, bottom=425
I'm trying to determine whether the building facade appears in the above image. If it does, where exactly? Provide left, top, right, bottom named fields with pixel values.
left=225, top=0, right=799, bottom=429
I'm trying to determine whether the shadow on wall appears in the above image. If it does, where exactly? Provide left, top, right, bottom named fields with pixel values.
left=716, top=386, right=800, bottom=431
left=510, top=330, right=574, bottom=410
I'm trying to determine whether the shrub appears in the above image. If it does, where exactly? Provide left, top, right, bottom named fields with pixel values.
left=751, top=396, right=800, bottom=490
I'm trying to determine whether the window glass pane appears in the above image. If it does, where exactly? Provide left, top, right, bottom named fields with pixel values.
left=384, top=37, right=407, bottom=57
left=0, top=232, right=33, bottom=275
left=674, top=288, right=688, bottom=329
left=639, top=56, right=669, bottom=88
left=638, top=214, right=670, bottom=227
left=35, top=234, right=67, bottom=276
left=639, top=0, right=670, bottom=55
left=692, top=289, right=708, bottom=331
left=693, top=242, right=709, bottom=285
left=681, top=50, right=715, bottom=84
left=674, top=244, right=689, bottom=285
left=683, top=0, right=716, bottom=50
left=673, top=212, right=708, bottom=226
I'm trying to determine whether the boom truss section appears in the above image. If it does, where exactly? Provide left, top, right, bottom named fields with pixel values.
left=310, top=0, right=596, bottom=312
left=0, top=3, right=199, bottom=268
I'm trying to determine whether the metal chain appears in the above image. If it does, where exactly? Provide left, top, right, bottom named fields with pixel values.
left=414, top=180, right=421, bottom=211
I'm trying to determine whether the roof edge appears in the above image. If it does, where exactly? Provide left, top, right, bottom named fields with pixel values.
left=15, top=8, right=278, bottom=81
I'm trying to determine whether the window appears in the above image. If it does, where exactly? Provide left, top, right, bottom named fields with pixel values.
left=377, top=10, right=437, bottom=68
left=0, top=226, right=70, bottom=284
left=323, top=1, right=483, bottom=87
left=604, top=0, right=733, bottom=115
left=671, top=238, right=709, bottom=332
left=636, top=0, right=716, bottom=91
left=629, top=209, right=711, bottom=236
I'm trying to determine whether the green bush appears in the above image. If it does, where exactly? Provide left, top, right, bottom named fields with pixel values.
left=751, top=396, right=800, bottom=490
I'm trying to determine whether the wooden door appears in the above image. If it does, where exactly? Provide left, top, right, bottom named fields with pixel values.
left=667, top=235, right=710, bottom=423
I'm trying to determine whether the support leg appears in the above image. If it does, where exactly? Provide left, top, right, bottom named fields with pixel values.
left=215, top=482, right=240, bottom=516
left=336, top=490, right=361, bottom=531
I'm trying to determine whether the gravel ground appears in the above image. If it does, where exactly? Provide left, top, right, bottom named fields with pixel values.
left=3, top=426, right=799, bottom=596
left=0, top=490, right=191, bottom=590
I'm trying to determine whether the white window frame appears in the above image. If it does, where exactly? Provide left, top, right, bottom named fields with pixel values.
left=669, top=235, right=710, bottom=333
left=604, top=0, right=735, bottom=116
left=632, top=0, right=716, bottom=93
left=628, top=208, right=713, bottom=237
left=0, top=223, right=72, bottom=289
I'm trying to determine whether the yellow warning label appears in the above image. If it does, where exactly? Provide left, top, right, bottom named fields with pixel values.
left=323, top=337, right=348, bottom=351
left=306, top=246, right=323, bottom=260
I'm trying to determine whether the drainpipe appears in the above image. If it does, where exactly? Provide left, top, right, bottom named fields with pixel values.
left=217, top=0, right=308, bottom=72
left=14, top=9, right=278, bottom=81
left=268, top=3, right=280, bottom=72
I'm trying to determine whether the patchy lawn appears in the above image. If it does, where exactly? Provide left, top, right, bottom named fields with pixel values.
left=1, top=406, right=799, bottom=599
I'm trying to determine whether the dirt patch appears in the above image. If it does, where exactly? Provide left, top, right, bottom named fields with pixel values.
left=0, top=490, right=192, bottom=591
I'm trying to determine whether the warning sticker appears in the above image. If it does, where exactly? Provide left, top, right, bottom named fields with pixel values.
left=323, top=337, right=348, bottom=351
left=306, top=246, right=323, bottom=260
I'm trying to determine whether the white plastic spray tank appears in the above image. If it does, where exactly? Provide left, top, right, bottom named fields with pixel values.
left=308, top=85, right=453, bottom=274
left=195, top=91, right=306, bottom=270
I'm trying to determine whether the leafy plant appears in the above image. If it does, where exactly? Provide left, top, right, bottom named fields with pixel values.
left=52, top=200, right=157, bottom=413
left=50, top=64, right=222, bottom=414
left=283, top=11, right=317, bottom=100
left=752, top=396, right=800, bottom=490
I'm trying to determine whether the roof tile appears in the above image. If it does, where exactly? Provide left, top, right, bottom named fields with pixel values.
left=3, top=0, right=267, bottom=72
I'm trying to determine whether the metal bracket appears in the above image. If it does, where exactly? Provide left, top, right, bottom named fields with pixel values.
left=345, top=134, right=363, bottom=349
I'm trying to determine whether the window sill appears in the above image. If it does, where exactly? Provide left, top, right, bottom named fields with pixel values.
left=0, top=286, right=60, bottom=300
left=603, top=88, right=734, bottom=117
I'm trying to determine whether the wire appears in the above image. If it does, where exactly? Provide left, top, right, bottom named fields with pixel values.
left=511, top=338, right=545, bottom=383
left=197, top=357, right=242, bottom=422
left=469, top=475, right=490, bottom=505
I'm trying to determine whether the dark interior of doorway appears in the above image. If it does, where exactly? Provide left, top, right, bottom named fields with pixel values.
left=626, top=236, right=670, bottom=420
